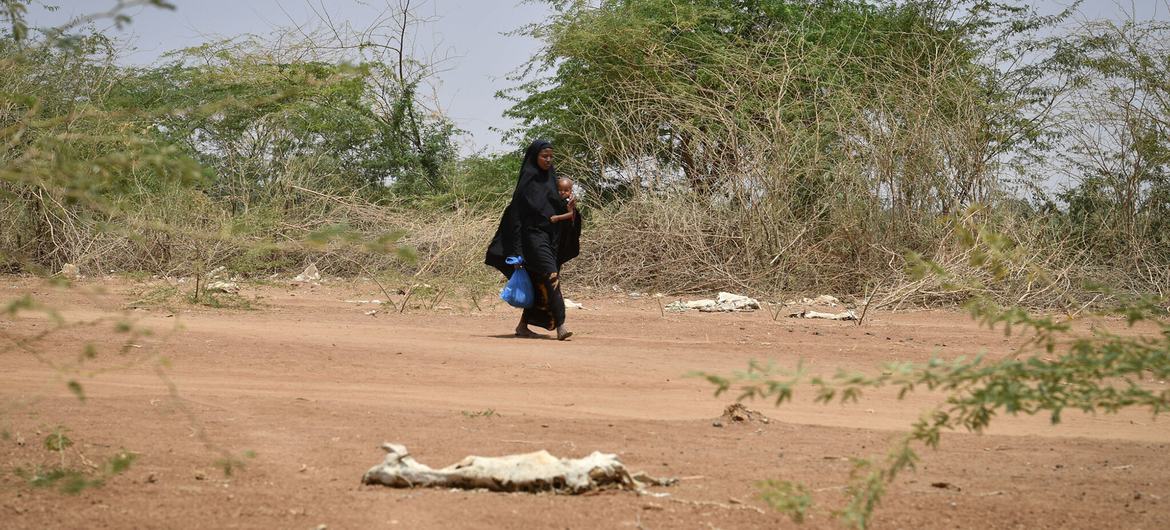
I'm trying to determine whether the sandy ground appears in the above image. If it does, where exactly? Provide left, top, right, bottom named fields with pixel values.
left=1, top=276, right=1168, bottom=529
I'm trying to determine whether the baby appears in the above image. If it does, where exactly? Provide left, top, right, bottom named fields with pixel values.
left=557, top=176, right=574, bottom=202
left=553, top=176, right=582, bottom=267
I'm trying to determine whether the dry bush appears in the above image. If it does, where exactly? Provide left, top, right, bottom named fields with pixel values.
left=501, top=1, right=1169, bottom=308
left=5, top=2, right=1167, bottom=311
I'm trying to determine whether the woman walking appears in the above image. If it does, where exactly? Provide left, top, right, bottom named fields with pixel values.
left=485, top=139, right=578, bottom=340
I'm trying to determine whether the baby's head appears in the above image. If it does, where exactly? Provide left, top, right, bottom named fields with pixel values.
left=557, top=177, right=574, bottom=200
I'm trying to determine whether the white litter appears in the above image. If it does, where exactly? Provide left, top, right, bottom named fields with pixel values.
left=789, top=309, right=857, bottom=321
left=798, top=295, right=841, bottom=307
left=666, top=292, right=760, bottom=313
left=204, top=281, right=239, bottom=294
left=59, top=263, right=81, bottom=280
left=294, top=264, right=321, bottom=282
left=564, top=298, right=584, bottom=310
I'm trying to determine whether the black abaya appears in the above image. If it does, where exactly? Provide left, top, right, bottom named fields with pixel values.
left=484, top=139, right=577, bottom=331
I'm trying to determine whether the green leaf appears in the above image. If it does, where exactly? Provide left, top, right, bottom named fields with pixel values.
left=67, top=380, right=86, bottom=402
left=44, top=431, right=74, bottom=452
left=396, top=245, right=418, bottom=264
left=107, top=451, right=137, bottom=474
left=758, top=480, right=812, bottom=523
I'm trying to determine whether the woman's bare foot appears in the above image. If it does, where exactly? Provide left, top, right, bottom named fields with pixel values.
left=557, top=325, right=573, bottom=341
left=515, top=324, right=539, bottom=338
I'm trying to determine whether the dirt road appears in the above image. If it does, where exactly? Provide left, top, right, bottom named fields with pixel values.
left=2, top=277, right=1167, bottom=529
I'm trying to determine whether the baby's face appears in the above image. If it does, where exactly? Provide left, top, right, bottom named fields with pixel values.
left=558, top=181, right=573, bottom=199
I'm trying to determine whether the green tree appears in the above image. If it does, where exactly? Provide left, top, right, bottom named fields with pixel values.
left=503, top=0, right=1065, bottom=212
left=0, top=18, right=202, bottom=271
left=107, top=35, right=459, bottom=208
left=1055, top=18, right=1170, bottom=280
left=500, top=0, right=1076, bottom=296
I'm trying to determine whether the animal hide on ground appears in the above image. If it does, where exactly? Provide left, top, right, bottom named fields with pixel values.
left=362, top=443, right=676, bottom=494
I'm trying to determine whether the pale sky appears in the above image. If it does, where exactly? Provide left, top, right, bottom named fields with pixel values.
left=26, top=0, right=1169, bottom=154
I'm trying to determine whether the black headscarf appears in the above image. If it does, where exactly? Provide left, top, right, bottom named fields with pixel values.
left=484, top=139, right=566, bottom=275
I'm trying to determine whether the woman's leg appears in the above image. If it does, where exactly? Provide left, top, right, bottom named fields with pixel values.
left=518, top=227, right=567, bottom=333
left=554, top=264, right=571, bottom=340
left=515, top=314, right=539, bottom=337
left=521, top=271, right=563, bottom=331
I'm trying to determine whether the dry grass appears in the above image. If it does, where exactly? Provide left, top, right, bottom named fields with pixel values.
left=5, top=179, right=1166, bottom=312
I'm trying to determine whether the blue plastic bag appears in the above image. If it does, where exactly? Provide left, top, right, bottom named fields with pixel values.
left=500, top=256, right=534, bottom=308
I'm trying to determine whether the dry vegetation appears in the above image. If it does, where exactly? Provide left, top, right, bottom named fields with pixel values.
left=3, top=1, right=1168, bottom=312
left=3, top=2, right=1170, bottom=528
